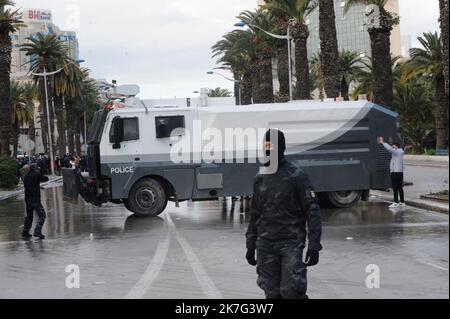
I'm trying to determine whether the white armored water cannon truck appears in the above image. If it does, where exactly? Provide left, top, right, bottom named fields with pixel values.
left=62, top=84, right=402, bottom=217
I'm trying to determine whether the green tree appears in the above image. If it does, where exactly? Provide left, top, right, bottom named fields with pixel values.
left=207, top=87, right=232, bottom=98
left=22, top=82, right=39, bottom=155
left=10, top=81, right=32, bottom=157
left=403, top=32, right=448, bottom=150
left=65, top=68, right=100, bottom=155
left=21, top=33, right=68, bottom=155
left=352, top=56, right=402, bottom=101
left=263, top=0, right=317, bottom=100
left=393, top=76, right=436, bottom=154
left=52, top=59, right=83, bottom=156
left=318, top=0, right=341, bottom=99
left=237, top=10, right=277, bottom=104
left=0, top=0, right=22, bottom=156
left=212, top=30, right=253, bottom=105
left=338, top=50, right=366, bottom=100
left=345, top=0, right=399, bottom=108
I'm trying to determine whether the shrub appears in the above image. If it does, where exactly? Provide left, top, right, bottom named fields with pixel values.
left=0, top=157, right=19, bottom=189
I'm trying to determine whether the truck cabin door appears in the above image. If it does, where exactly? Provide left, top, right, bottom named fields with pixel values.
left=108, top=116, right=142, bottom=161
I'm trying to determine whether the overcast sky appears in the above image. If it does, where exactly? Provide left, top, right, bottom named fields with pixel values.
left=15, top=0, right=442, bottom=99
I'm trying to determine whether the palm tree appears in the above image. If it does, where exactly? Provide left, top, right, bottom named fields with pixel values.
left=52, top=60, right=83, bottom=156
left=352, top=55, right=401, bottom=101
left=318, top=0, right=341, bottom=99
left=22, top=82, right=39, bottom=155
left=0, top=0, right=22, bottom=156
left=207, top=87, right=232, bottom=97
left=339, top=50, right=366, bottom=100
left=263, top=0, right=317, bottom=100
left=212, top=31, right=253, bottom=105
left=10, top=81, right=32, bottom=157
left=65, top=68, right=100, bottom=155
left=393, top=76, right=435, bottom=154
left=403, top=32, right=448, bottom=150
left=440, top=0, right=449, bottom=97
left=344, top=0, right=399, bottom=108
left=237, top=10, right=277, bottom=104
left=21, top=33, right=68, bottom=155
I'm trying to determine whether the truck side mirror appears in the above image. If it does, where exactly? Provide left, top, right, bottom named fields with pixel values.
left=112, top=117, right=124, bottom=149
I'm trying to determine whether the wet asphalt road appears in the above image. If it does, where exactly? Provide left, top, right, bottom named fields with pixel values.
left=0, top=184, right=448, bottom=299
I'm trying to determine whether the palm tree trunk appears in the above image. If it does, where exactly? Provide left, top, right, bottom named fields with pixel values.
left=12, top=122, right=19, bottom=158
left=341, top=75, right=350, bottom=101
left=294, top=38, right=311, bottom=99
left=440, top=0, right=449, bottom=97
left=54, top=95, right=67, bottom=156
left=277, top=40, right=290, bottom=100
left=319, top=0, right=341, bottom=100
left=435, top=75, right=449, bottom=149
left=251, top=60, right=261, bottom=104
left=241, top=71, right=253, bottom=105
left=293, top=23, right=311, bottom=100
left=368, top=11, right=394, bottom=108
left=0, top=31, right=12, bottom=157
left=232, top=71, right=241, bottom=105
left=75, top=116, right=82, bottom=155
left=66, top=106, right=75, bottom=155
left=38, top=78, right=49, bottom=155
left=259, top=53, right=274, bottom=104
left=28, top=109, right=36, bottom=156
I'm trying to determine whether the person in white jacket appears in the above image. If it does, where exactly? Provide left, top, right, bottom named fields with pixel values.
left=378, top=137, right=406, bottom=208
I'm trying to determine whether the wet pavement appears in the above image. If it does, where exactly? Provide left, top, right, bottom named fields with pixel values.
left=0, top=185, right=448, bottom=299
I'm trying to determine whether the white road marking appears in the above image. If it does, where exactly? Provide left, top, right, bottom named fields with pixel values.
left=420, top=261, right=449, bottom=271
left=125, top=215, right=171, bottom=299
left=166, top=213, right=223, bottom=299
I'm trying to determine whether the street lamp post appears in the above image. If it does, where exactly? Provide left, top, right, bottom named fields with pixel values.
left=207, top=71, right=242, bottom=105
left=235, top=20, right=295, bottom=102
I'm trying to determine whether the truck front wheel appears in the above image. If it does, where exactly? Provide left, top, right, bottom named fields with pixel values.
left=327, top=191, right=362, bottom=208
left=128, top=179, right=168, bottom=217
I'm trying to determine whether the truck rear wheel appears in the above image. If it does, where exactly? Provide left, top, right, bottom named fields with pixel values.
left=327, top=191, right=362, bottom=208
left=128, top=179, right=168, bottom=217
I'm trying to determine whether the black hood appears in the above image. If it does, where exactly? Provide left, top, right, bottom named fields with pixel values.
left=264, top=129, right=286, bottom=166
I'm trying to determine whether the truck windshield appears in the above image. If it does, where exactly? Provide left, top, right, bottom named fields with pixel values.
left=87, top=109, right=110, bottom=145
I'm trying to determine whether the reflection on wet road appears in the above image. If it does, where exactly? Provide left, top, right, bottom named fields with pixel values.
left=0, top=186, right=448, bottom=299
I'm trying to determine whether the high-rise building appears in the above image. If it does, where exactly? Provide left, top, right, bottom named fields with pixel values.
left=256, top=0, right=402, bottom=59
left=11, top=8, right=79, bottom=78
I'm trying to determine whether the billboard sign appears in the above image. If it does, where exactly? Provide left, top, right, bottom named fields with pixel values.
left=23, top=9, right=52, bottom=22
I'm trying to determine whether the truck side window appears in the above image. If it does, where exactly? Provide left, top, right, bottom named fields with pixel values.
left=155, top=116, right=185, bottom=139
left=109, top=117, right=139, bottom=143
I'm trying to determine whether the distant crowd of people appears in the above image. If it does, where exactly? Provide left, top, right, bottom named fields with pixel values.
left=17, top=153, right=89, bottom=178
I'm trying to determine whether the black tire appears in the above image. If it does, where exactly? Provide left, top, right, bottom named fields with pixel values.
left=127, top=179, right=168, bottom=217
left=327, top=191, right=362, bottom=208
left=123, top=199, right=133, bottom=212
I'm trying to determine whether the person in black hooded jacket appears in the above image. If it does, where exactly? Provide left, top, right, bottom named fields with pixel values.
left=22, top=164, right=49, bottom=240
left=245, top=129, right=323, bottom=299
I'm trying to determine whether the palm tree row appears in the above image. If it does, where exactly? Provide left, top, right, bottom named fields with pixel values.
left=0, top=1, right=101, bottom=158
left=0, top=0, right=22, bottom=155
left=212, top=0, right=447, bottom=150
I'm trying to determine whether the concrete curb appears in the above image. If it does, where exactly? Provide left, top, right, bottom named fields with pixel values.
left=371, top=192, right=449, bottom=214
left=0, top=177, right=63, bottom=203
left=405, top=155, right=449, bottom=168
